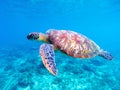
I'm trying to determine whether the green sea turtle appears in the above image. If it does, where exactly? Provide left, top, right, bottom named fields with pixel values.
left=27, top=29, right=113, bottom=76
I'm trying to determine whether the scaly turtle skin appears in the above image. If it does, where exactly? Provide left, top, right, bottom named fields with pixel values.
left=27, top=29, right=113, bottom=76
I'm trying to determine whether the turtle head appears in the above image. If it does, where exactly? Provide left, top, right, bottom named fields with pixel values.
left=27, top=32, right=39, bottom=40
left=27, top=32, right=48, bottom=42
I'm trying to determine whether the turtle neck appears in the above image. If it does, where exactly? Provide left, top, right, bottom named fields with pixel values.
left=38, top=33, right=49, bottom=43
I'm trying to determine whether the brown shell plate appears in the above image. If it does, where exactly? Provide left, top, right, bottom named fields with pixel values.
left=47, top=30, right=100, bottom=58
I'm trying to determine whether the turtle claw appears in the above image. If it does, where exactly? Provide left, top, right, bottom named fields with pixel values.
left=40, top=44, right=58, bottom=76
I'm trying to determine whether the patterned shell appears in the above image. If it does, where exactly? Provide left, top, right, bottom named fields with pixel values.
left=46, top=30, right=100, bottom=58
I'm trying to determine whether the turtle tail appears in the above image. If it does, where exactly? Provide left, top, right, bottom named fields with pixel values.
left=98, top=50, right=113, bottom=60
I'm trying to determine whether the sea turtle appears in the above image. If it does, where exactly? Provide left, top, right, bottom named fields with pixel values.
left=27, top=29, right=113, bottom=76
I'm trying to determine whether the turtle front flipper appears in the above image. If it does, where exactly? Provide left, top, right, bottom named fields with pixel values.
left=40, top=44, right=58, bottom=76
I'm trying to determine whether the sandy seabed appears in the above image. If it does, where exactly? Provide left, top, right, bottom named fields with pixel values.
left=0, top=45, right=120, bottom=90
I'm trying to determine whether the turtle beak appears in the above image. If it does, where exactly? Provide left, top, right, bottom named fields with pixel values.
left=27, top=34, right=31, bottom=39
left=27, top=32, right=39, bottom=40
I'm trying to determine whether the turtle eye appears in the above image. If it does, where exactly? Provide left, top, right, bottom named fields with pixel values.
left=33, top=33, right=39, bottom=39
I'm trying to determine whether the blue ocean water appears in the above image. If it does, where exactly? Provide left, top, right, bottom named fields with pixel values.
left=0, top=0, right=120, bottom=90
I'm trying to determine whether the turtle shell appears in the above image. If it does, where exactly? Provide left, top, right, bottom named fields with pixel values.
left=46, top=30, right=100, bottom=58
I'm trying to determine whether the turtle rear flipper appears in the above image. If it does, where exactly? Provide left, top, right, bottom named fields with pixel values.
left=40, top=44, right=58, bottom=76
left=98, top=50, right=113, bottom=60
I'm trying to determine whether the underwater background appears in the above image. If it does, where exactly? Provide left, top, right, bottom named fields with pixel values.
left=0, top=0, right=120, bottom=90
